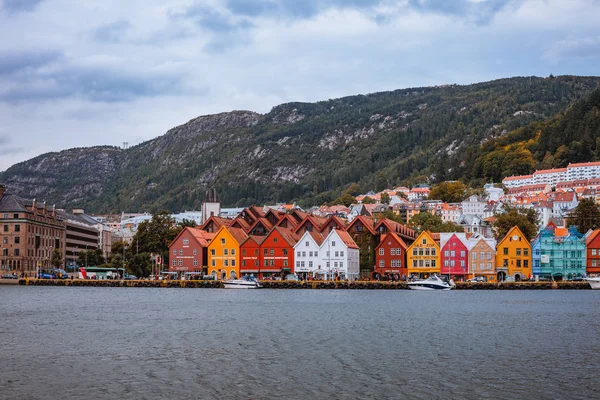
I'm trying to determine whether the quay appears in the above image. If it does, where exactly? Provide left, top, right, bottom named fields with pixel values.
left=15, top=279, right=591, bottom=290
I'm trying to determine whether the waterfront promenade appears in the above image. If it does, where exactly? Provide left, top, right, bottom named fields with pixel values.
left=14, top=278, right=591, bottom=290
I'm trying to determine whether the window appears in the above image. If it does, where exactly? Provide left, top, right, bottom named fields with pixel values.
left=211, top=260, right=216, bottom=267
left=179, top=249, right=183, bottom=255
left=283, top=260, right=288, bottom=267
left=593, top=260, right=597, bottom=267
left=14, top=225, right=20, bottom=232
left=13, top=214, right=18, bottom=219
left=444, top=250, right=450, bottom=257
left=305, top=241, right=309, bottom=247
left=270, top=249, right=274, bottom=256
left=232, top=260, right=236, bottom=267
left=516, top=259, right=521, bottom=268
left=431, top=260, right=436, bottom=267
left=516, top=248, right=521, bottom=256
left=254, top=260, right=258, bottom=266
left=4, top=225, right=8, bottom=232
left=224, top=260, right=229, bottom=267
left=524, top=260, right=529, bottom=268
left=379, top=260, right=385, bottom=267
left=2, top=237, right=7, bottom=244
left=460, top=251, right=465, bottom=258
left=193, top=249, right=198, bottom=255
left=503, top=248, right=508, bottom=255
left=242, top=260, right=246, bottom=266
left=14, top=237, right=20, bottom=244
left=593, top=249, right=598, bottom=256
left=335, top=251, right=339, bottom=257
left=412, top=260, right=418, bottom=267
left=331, top=241, right=336, bottom=247
left=524, top=249, right=529, bottom=256
left=460, top=260, right=465, bottom=267
left=296, top=261, right=300, bottom=268
left=450, top=250, right=455, bottom=257
left=273, top=238, right=278, bottom=243
left=264, top=249, right=268, bottom=255
left=193, top=260, right=198, bottom=267
left=413, top=249, right=418, bottom=256
left=379, top=248, right=384, bottom=256
left=283, top=249, right=288, bottom=256
left=231, top=249, right=236, bottom=255
left=390, top=248, right=395, bottom=256
left=302, top=251, right=306, bottom=257
left=183, top=239, right=189, bottom=245
left=211, top=249, right=216, bottom=256
left=242, top=249, right=246, bottom=256
left=221, top=238, right=225, bottom=245
left=172, top=259, right=176, bottom=266
left=224, top=249, right=228, bottom=256
left=340, top=251, right=344, bottom=257
left=418, top=248, right=423, bottom=256
left=431, top=249, right=436, bottom=256
left=472, top=252, right=477, bottom=260
left=178, top=259, right=183, bottom=266
left=297, top=251, right=301, bottom=257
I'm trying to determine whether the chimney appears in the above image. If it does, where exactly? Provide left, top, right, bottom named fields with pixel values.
left=0, top=184, right=5, bottom=198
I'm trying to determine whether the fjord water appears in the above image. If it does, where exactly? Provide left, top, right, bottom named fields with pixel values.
left=1, top=288, right=599, bottom=399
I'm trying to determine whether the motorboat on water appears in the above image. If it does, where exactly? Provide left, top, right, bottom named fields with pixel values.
left=407, top=274, right=455, bottom=291
left=223, top=276, right=262, bottom=289
left=585, top=277, right=600, bottom=290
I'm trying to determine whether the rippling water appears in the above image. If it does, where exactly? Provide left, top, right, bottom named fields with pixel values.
left=1, top=287, right=599, bottom=399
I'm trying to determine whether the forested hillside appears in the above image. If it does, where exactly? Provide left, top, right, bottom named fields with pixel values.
left=469, top=86, right=600, bottom=183
left=1, top=75, right=599, bottom=213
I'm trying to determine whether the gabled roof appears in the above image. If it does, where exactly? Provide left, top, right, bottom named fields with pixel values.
left=586, top=229, right=600, bottom=246
left=231, top=217, right=252, bottom=232
left=249, top=217, right=274, bottom=233
left=170, top=227, right=215, bottom=248
left=319, top=215, right=347, bottom=233
left=0, top=193, right=30, bottom=212
left=308, top=230, right=326, bottom=246
left=374, top=218, right=416, bottom=240
left=407, top=231, right=440, bottom=249
left=290, top=209, right=309, bottom=223
left=200, top=215, right=232, bottom=231
left=272, top=226, right=300, bottom=247
left=330, top=229, right=359, bottom=249
left=552, top=192, right=576, bottom=202
left=226, top=226, right=249, bottom=245
left=497, top=225, right=531, bottom=247
left=247, top=205, right=266, bottom=219
left=275, top=214, right=299, bottom=229
left=293, top=215, right=329, bottom=234
left=241, top=234, right=266, bottom=246
left=376, top=232, right=408, bottom=250
left=345, top=215, right=376, bottom=235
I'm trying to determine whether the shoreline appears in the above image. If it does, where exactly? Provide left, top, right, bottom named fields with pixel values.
left=12, top=278, right=592, bottom=290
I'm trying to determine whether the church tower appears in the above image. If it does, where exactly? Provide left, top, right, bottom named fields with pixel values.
left=201, top=188, right=220, bottom=223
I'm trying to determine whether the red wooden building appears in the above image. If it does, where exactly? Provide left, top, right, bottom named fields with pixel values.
left=374, top=232, right=408, bottom=279
left=240, top=235, right=265, bottom=278
left=168, top=227, right=215, bottom=279
left=440, top=233, right=469, bottom=280
left=586, top=229, right=600, bottom=276
left=260, top=227, right=299, bottom=279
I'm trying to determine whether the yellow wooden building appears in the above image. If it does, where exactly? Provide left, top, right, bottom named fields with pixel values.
left=495, top=226, right=532, bottom=282
left=407, top=231, right=440, bottom=278
left=207, top=226, right=248, bottom=280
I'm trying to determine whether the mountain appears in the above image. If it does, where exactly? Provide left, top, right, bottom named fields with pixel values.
left=2, top=75, right=600, bottom=213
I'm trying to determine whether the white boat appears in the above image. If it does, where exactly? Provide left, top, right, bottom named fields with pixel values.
left=408, top=275, right=455, bottom=291
left=223, top=276, right=262, bottom=289
left=585, top=277, right=600, bottom=290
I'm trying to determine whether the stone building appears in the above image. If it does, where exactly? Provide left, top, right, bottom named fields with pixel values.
left=0, top=184, right=66, bottom=274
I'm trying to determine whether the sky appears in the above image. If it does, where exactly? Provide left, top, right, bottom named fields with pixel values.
left=0, top=0, right=599, bottom=171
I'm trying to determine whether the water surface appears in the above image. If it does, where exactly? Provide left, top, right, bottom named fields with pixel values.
left=1, top=287, right=599, bottom=399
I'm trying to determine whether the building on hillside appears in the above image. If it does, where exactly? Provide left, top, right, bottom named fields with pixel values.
left=484, top=183, right=504, bottom=202
left=440, top=233, right=469, bottom=281
left=581, top=188, right=600, bottom=204
left=532, top=226, right=585, bottom=281
left=392, top=203, right=427, bottom=223
left=260, top=227, right=299, bottom=279
left=507, top=184, right=552, bottom=196
left=532, top=168, right=567, bottom=186
left=502, top=174, right=533, bottom=188
left=406, top=231, right=440, bottom=278
left=374, top=232, right=408, bottom=279
left=0, top=185, right=66, bottom=274
left=407, top=187, right=430, bottom=201
left=345, top=215, right=376, bottom=277
left=461, top=195, right=487, bottom=217
left=466, top=235, right=497, bottom=282
left=586, top=229, right=600, bottom=276
left=60, top=209, right=101, bottom=269
left=434, top=203, right=461, bottom=223
left=168, top=227, right=215, bottom=279
left=207, top=226, right=247, bottom=280
left=551, top=192, right=579, bottom=218
left=456, top=214, right=494, bottom=238
left=293, top=231, right=325, bottom=280
left=239, top=235, right=264, bottom=278
left=566, top=161, right=600, bottom=181
left=495, top=226, right=532, bottom=282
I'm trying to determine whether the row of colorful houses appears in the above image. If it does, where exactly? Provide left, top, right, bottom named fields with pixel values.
left=168, top=206, right=600, bottom=282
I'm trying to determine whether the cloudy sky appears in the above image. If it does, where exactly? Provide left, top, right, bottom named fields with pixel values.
left=0, top=0, right=599, bottom=171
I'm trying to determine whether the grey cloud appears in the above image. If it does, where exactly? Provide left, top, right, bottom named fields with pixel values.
left=1, top=0, right=43, bottom=13
left=225, top=0, right=382, bottom=18
left=0, top=135, right=10, bottom=145
left=0, top=50, right=62, bottom=76
left=0, top=66, right=187, bottom=103
left=407, top=0, right=516, bottom=24
left=0, top=146, right=24, bottom=155
left=547, top=36, right=600, bottom=61
left=91, top=20, right=131, bottom=43
left=175, top=5, right=254, bottom=32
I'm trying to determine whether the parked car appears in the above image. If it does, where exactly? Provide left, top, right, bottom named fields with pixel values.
left=52, top=269, right=69, bottom=279
left=2, top=272, right=18, bottom=279
left=467, top=277, right=486, bottom=283
left=124, top=275, right=137, bottom=280
left=38, top=270, right=54, bottom=279
left=285, top=274, right=300, bottom=281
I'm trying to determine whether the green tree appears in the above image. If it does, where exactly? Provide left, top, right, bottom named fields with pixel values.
left=428, top=181, right=468, bottom=203
left=356, top=234, right=376, bottom=277
left=362, top=196, right=376, bottom=204
left=331, top=193, right=356, bottom=207
left=133, top=211, right=179, bottom=266
left=78, top=248, right=105, bottom=267
left=380, top=192, right=391, bottom=205
left=178, top=218, right=198, bottom=228
left=567, top=198, right=600, bottom=233
left=396, top=191, right=408, bottom=200
left=492, top=205, right=539, bottom=241
left=128, top=252, right=154, bottom=278
left=409, top=212, right=463, bottom=233
left=51, top=249, right=63, bottom=268
left=345, top=183, right=361, bottom=196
